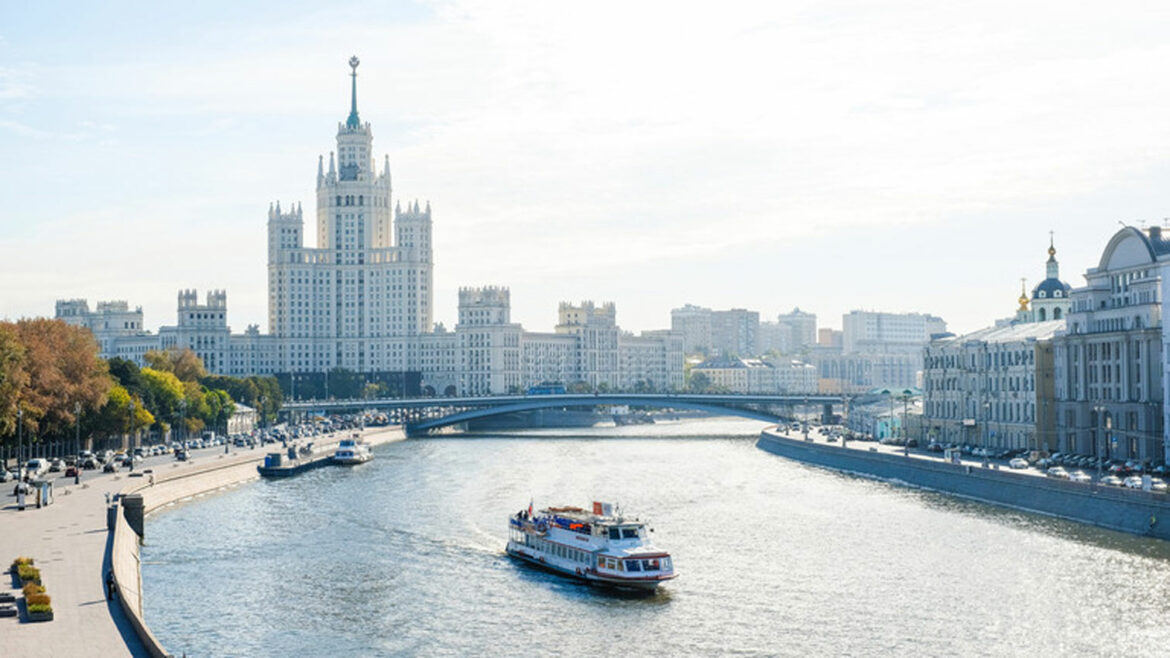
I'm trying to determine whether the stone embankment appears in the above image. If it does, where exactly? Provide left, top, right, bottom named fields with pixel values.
left=109, top=426, right=404, bottom=657
left=757, top=427, right=1170, bottom=540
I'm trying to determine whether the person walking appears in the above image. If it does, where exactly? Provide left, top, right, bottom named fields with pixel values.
left=105, top=569, right=116, bottom=601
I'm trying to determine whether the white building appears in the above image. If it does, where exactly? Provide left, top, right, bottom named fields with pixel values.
left=775, top=307, right=817, bottom=353
left=842, top=310, right=947, bottom=355
left=671, top=304, right=713, bottom=354
left=1054, top=226, right=1168, bottom=463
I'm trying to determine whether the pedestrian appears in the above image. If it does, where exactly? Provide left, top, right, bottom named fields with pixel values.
left=105, top=569, right=116, bottom=601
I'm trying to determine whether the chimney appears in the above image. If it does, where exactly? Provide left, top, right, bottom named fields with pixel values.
left=1150, top=226, right=1162, bottom=242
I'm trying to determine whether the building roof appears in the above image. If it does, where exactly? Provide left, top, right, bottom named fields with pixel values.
left=931, top=319, right=1065, bottom=346
left=1032, top=277, right=1070, bottom=299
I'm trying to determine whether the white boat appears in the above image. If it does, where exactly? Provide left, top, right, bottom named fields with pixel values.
left=331, top=438, right=373, bottom=465
left=506, top=502, right=677, bottom=590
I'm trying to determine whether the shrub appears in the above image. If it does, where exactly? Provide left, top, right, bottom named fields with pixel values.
left=27, top=603, right=52, bottom=614
left=26, top=593, right=51, bottom=607
left=17, top=564, right=40, bottom=583
left=11, top=556, right=34, bottom=568
left=22, top=583, right=45, bottom=597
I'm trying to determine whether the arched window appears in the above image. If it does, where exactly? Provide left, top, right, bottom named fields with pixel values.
left=1054, top=308, right=1062, bottom=320
left=1038, top=308, right=1047, bottom=321
left=1039, top=291, right=1047, bottom=298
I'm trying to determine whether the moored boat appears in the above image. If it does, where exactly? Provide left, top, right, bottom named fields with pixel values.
left=505, top=501, right=677, bottom=590
left=332, top=437, right=373, bottom=465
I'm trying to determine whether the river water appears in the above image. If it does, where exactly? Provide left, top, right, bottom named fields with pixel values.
left=142, top=418, right=1170, bottom=656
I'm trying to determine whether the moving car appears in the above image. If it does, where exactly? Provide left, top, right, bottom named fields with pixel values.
left=1009, top=458, right=1029, bottom=469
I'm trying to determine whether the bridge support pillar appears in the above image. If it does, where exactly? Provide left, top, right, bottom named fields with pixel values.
left=822, top=403, right=834, bottom=424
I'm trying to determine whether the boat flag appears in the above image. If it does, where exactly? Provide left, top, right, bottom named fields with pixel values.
left=528, top=499, right=533, bottom=517
left=593, top=501, right=603, bottom=515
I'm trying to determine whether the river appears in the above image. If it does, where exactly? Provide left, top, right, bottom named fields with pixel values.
left=142, top=418, right=1170, bottom=656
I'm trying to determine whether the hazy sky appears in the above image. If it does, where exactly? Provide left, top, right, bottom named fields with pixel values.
left=3, top=1, right=1170, bottom=337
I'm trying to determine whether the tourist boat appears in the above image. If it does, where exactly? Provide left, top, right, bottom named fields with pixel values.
left=331, top=437, right=373, bottom=465
left=506, top=501, right=677, bottom=590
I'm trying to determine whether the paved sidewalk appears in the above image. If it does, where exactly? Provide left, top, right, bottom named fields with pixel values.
left=0, top=427, right=400, bottom=656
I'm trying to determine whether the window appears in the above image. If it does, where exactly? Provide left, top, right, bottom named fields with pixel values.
left=622, top=528, right=638, bottom=539
left=608, top=528, right=621, bottom=540
left=626, top=559, right=641, bottom=572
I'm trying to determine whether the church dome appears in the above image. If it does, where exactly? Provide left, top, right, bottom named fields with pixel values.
left=1032, top=277, right=1070, bottom=300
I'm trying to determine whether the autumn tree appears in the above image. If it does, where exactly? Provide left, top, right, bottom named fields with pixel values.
left=144, top=347, right=207, bottom=383
left=0, top=324, right=27, bottom=440
left=8, top=319, right=110, bottom=442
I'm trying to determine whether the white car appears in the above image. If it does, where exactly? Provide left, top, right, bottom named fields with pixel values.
left=24, top=458, right=49, bottom=478
left=1124, top=476, right=1144, bottom=489
left=1069, top=470, right=1092, bottom=483
left=1009, top=458, right=1029, bottom=469
left=1046, top=467, right=1070, bottom=480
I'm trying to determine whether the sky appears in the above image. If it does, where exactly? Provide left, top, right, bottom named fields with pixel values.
left=4, top=1, right=1170, bottom=337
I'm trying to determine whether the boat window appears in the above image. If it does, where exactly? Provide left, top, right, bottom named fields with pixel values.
left=608, top=528, right=621, bottom=540
left=622, top=528, right=638, bottom=539
left=663, top=557, right=672, bottom=571
left=626, top=560, right=641, bottom=572
left=646, top=559, right=660, bottom=571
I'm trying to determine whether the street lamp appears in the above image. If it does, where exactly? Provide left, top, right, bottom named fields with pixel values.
left=128, top=400, right=135, bottom=452
left=74, top=401, right=81, bottom=485
left=16, top=405, right=23, bottom=482
left=1092, top=404, right=1105, bottom=477
left=983, top=401, right=991, bottom=468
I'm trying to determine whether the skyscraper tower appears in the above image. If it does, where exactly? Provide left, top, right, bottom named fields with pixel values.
left=268, top=57, right=433, bottom=377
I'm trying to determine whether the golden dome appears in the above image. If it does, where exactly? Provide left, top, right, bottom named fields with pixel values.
left=1018, top=279, right=1029, bottom=311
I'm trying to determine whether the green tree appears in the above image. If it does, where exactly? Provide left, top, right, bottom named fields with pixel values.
left=687, top=371, right=713, bottom=393
left=144, top=347, right=206, bottom=383
left=141, top=368, right=185, bottom=429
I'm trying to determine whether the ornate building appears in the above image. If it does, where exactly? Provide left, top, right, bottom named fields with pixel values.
left=1053, top=226, right=1167, bottom=463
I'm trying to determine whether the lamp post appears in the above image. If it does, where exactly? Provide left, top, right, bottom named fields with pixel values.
left=128, top=400, right=135, bottom=452
left=982, top=401, right=991, bottom=468
left=16, top=405, right=23, bottom=482
left=179, top=398, right=187, bottom=445
left=1092, top=404, right=1105, bottom=478
left=74, top=401, right=82, bottom=485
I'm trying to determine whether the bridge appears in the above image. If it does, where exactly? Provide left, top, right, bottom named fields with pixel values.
left=281, top=393, right=846, bottom=436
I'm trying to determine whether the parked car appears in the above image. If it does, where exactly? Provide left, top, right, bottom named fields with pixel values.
left=1124, top=476, right=1145, bottom=489
left=64, top=465, right=79, bottom=478
left=103, top=461, right=117, bottom=473
left=79, top=451, right=100, bottom=470
left=1100, top=475, right=1124, bottom=487
left=1046, top=466, right=1070, bottom=480
left=48, top=458, right=64, bottom=473
left=1069, top=470, right=1092, bottom=483
left=1009, top=458, right=1029, bottom=469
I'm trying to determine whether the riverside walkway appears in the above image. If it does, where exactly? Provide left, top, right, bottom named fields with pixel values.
left=0, top=426, right=404, bottom=656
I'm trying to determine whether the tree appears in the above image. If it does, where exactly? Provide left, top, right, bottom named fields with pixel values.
left=567, top=381, right=592, bottom=394
left=144, top=347, right=206, bottom=383
left=687, top=371, right=713, bottom=393
left=10, top=319, right=110, bottom=441
left=0, top=324, right=27, bottom=440
left=94, top=385, right=153, bottom=437
left=141, top=368, right=185, bottom=429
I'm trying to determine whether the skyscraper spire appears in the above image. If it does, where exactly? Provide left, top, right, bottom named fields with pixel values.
left=346, top=55, right=361, bottom=129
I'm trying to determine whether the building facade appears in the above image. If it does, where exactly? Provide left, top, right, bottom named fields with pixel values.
left=1054, top=226, right=1167, bottom=463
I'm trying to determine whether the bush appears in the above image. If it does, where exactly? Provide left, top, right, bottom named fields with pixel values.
left=10, top=556, right=33, bottom=572
left=22, top=583, right=45, bottom=597
left=27, top=603, right=52, bottom=614
left=17, top=564, right=40, bottom=583
left=26, top=593, right=50, bottom=607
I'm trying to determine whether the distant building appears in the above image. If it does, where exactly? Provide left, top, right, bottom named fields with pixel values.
left=710, top=308, right=759, bottom=357
left=776, top=307, right=817, bottom=353
left=671, top=304, right=713, bottom=354
left=842, top=310, right=947, bottom=355
left=817, top=328, right=842, bottom=349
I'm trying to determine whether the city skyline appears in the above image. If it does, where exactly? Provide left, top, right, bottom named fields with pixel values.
left=5, top=2, right=1170, bottom=336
